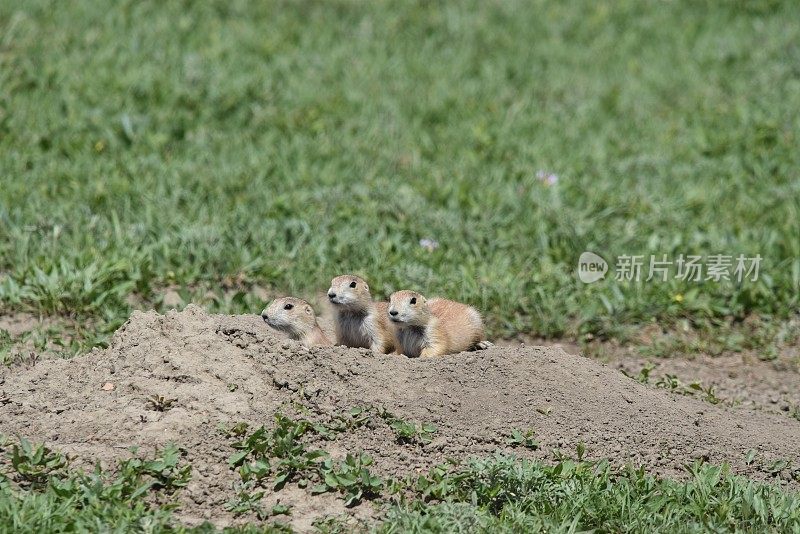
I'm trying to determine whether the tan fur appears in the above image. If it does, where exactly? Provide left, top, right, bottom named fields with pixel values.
left=327, top=274, right=397, bottom=354
left=261, top=297, right=332, bottom=347
left=388, top=290, right=490, bottom=357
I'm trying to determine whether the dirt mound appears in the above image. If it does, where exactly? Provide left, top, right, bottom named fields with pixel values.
left=1, top=305, right=798, bottom=528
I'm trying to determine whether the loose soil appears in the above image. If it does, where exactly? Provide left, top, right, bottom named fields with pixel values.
left=1, top=306, right=799, bottom=530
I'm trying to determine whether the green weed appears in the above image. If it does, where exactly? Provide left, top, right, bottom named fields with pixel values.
left=1, top=0, right=799, bottom=353
left=379, top=455, right=800, bottom=533
left=378, top=409, right=438, bottom=446
left=506, top=429, right=539, bottom=450
left=225, top=413, right=384, bottom=513
left=317, top=453, right=384, bottom=508
left=9, top=437, right=68, bottom=489
left=0, top=437, right=192, bottom=532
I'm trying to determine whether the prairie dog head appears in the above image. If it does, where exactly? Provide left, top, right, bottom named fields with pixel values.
left=388, top=290, right=430, bottom=327
left=327, top=274, right=372, bottom=312
left=261, top=297, right=317, bottom=339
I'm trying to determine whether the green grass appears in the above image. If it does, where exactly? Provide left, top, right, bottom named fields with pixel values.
left=1, top=0, right=799, bottom=351
left=381, top=456, right=800, bottom=533
left=0, top=435, right=189, bottom=533
left=2, top=2, right=800, bottom=528
left=3, top=422, right=799, bottom=533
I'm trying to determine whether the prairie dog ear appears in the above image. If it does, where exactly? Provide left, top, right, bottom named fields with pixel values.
left=305, top=305, right=313, bottom=314
left=364, top=283, right=369, bottom=292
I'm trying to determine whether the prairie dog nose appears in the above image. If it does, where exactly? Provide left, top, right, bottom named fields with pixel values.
left=389, top=310, right=398, bottom=316
left=328, top=291, right=337, bottom=299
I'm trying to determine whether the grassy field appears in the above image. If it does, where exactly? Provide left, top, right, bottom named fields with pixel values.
left=1, top=0, right=799, bottom=352
left=2, top=0, right=800, bottom=531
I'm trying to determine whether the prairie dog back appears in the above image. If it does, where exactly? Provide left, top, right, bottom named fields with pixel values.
left=388, top=290, right=489, bottom=357
left=427, top=298, right=484, bottom=353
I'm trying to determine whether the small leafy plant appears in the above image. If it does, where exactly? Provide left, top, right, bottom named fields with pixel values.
left=0, top=437, right=192, bottom=531
left=686, top=381, right=722, bottom=405
left=506, top=429, right=539, bottom=450
left=10, top=437, right=68, bottom=488
left=623, top=364, right=655, bottom=384
left=118, top=443, right=191, bottom=493
left=225, top=482, right=269, bottom=518
left=228, top=415, right=329, bottom=491
left=316, top=453, right=384, bottom=507
left=224, top=412, right=388, bottom=514
left=146, top=394, right=177, bottom=411
left=378, top=409, right=437, bottom=445
left=654, top=374, right=725, bottom=405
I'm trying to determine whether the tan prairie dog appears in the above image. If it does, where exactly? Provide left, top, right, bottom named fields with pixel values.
left=327, top=274, right=396, bottom=354
left=387, top=290, right=492, bottom=357
left=261, top=297, right=332, bottom=347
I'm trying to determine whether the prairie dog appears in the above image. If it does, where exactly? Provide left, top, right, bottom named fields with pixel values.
left=261, top=297, right=332, bottom=347
left=327, top=274, right=396, bottom=353
left=388, top=290, right=491, bottom=357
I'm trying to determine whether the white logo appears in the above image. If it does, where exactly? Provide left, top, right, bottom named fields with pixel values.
left=578, top=252, right=608, bottom=283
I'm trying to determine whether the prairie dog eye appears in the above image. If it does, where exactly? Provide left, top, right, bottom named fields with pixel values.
left=284, top=303, right=294, bottom=310
left=349, top=281, right=357, bottom=288
left=410, top=297, right=417, bottom=305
